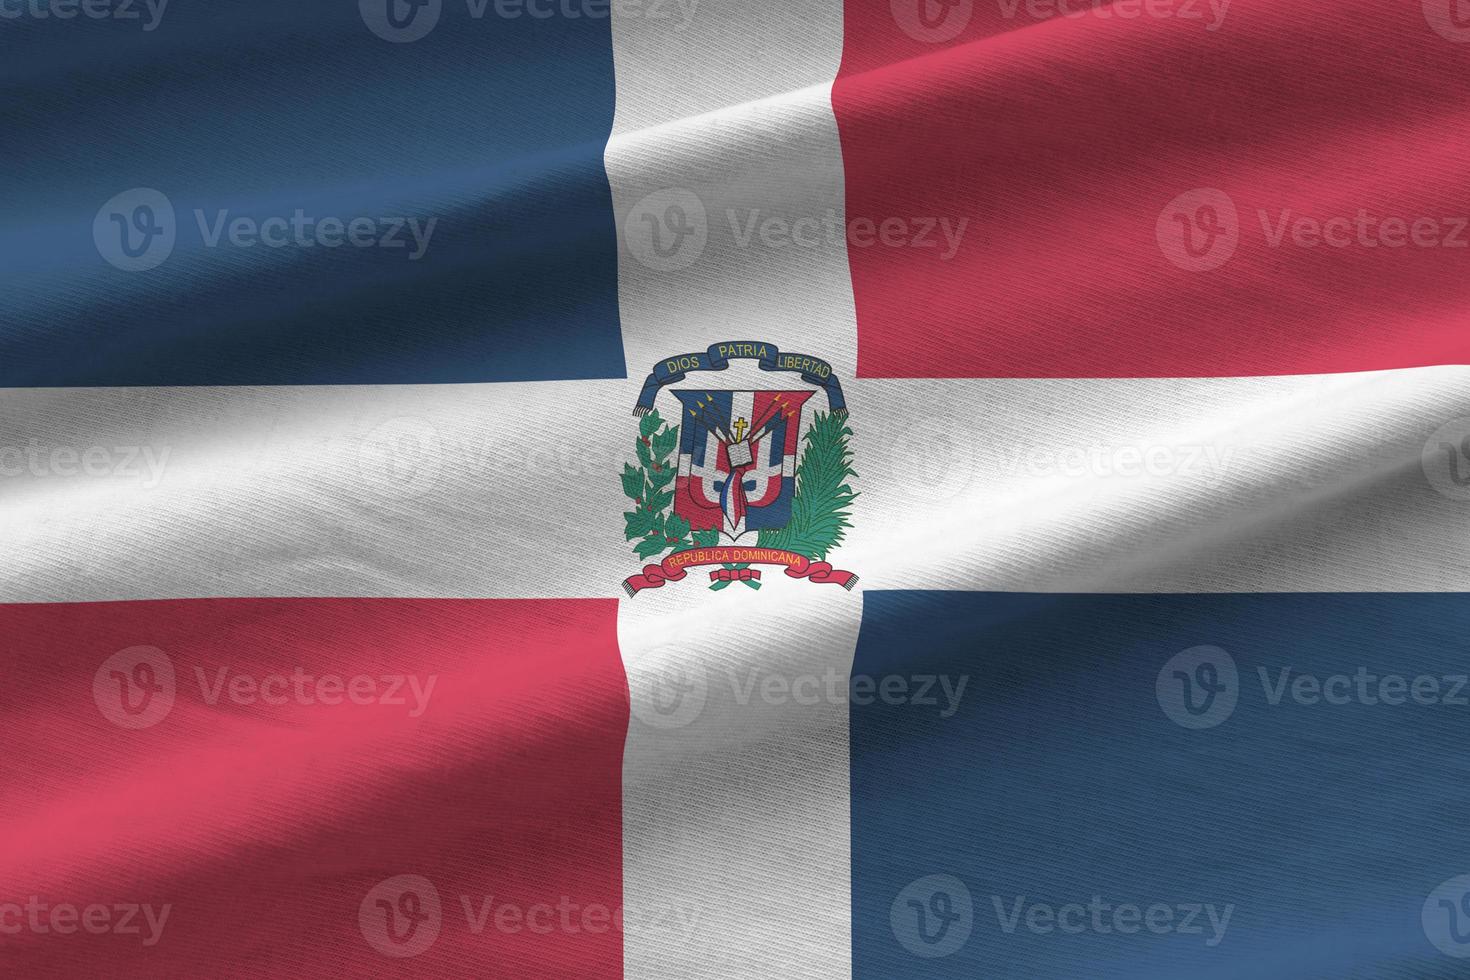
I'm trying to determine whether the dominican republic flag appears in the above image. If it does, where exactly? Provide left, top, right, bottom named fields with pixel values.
left=5, top=0, right=1470, bottom=977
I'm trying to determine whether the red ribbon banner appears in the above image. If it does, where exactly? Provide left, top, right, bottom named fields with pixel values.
left=623, top=546, right=858, bottom=596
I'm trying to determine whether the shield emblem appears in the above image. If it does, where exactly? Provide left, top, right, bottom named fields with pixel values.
left=671, top=389, right=815, bottom=539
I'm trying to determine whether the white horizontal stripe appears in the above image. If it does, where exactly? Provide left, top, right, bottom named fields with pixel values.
left=846, top=367, right=1470, bottom=593
left=0, top=381, right=627, bottom=602
left=2, top=369, right=1467, bottom=602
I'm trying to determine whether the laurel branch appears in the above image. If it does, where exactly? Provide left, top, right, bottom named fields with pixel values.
left=621, top=409, right=720, bottom=562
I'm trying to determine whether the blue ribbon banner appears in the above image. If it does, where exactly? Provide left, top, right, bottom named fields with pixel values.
left=633, top=341, right=848, bottom=418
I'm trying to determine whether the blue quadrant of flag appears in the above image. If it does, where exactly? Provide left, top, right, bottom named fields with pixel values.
left=852, top=591, right=1470, bottom=980
left=0, top=1, right=625, bottom=386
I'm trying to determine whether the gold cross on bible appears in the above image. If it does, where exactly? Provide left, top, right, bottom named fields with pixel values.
left=732, top=417, right=749, bottom=441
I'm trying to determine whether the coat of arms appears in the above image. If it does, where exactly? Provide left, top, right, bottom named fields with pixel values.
left=621, top=342, right=858, bottom=595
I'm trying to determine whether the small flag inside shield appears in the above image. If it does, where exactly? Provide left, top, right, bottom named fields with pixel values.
left=671, top=389, right=813, bottom=539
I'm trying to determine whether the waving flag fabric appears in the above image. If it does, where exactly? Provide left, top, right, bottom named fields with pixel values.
left=3, top=0, right=1469, bottom=977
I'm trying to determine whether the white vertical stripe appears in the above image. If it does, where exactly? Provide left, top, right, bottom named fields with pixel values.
left=606, top=0, right=858, bottom=377
left=607, top=1, right=858, bottom=977
left=619, top=582, right=860, bottom=980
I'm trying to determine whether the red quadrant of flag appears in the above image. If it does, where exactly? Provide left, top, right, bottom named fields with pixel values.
left=0, top=598, right=627, bottom=978
left=836, top=0, right=1470, bottom=378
